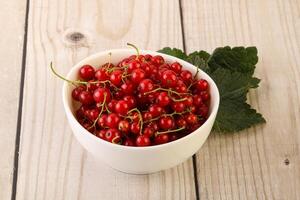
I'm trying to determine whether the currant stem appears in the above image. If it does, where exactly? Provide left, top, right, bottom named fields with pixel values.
left=127, top=43, right=140, bottom=58
left=108, top=52, right=112, bottom=66
left=112, top=136, right=121, bottom=144
left=143, top=87, right=189, bottom=96
left=89, top=93, right=107, bottom=128
left=127, top=108, right=143, bottom=135
left=145, top=110, right=189, bottom=123
left=188, top=81, right=197, bottom=90
left=156, top=126, right=185, bottom=135
left=50, top=62, right=85, bottom=86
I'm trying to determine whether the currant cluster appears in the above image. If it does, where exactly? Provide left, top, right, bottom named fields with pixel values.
left=54, top=45, right=210, bottom=146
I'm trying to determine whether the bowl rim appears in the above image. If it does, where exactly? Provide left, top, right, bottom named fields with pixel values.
left=62, top=48, right=220, bottom=151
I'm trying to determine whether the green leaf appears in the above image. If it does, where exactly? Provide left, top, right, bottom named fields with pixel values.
left=208, top=46, right=258, bottom=75
left=210, top=68, right=265, bottom=132
left=209, top=68, right=260, bottom=101
left=186, top=51, right=210, bottom=72
left=213, top=99, right=266, bottom=132
left=158, top=47, right=188, bottom=60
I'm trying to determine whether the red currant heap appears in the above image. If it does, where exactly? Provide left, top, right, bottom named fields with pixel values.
left=51, top=44, right=210, bottom=147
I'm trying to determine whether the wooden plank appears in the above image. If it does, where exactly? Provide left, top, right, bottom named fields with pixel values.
left=181, top=0, right=300, bottom=199
left=0, top=0, right=27, bottom=199
left=15, top=0, right=197, bottom=199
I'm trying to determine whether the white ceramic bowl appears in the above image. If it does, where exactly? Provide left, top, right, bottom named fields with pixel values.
left=63, top=49, right=220, bottom=174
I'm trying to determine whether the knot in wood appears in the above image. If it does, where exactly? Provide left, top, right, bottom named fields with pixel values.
left=284, top=158, right=290, bottom=165
left=67, top=32, right=85, bottom=42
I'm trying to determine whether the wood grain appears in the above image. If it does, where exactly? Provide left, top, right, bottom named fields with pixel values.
left=181, top=0, right=300, bottom=199
left=15, top=0, right=196, bottom=199
left=0, top=0, right=27, bottom=199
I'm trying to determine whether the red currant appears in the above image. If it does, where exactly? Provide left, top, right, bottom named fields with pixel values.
left=136, top=135, right=151, bottom=146
left=79, top=91, right=94, bottom=105
left=161, top=70, right=177, bottom=88
left=130, top=122, right=141, bottom=135
left=115, top=100, right=129, bottom=116
left=118, top=120, right=130, bottom=134
left=170, top=62, right=182, bottom=73
left=93, top=88, right=111, bottom=103
left=79, top=65, right=95, bottom=80
left=196, top=79, right=209, bottom=91
left=106, top=113, right=120, bottom=128
left=138, top=79, right=154, bottom=93
left=156, top=92, right=170, bottom=107
left=95, top=68, right=109, bottom=81
left=131, top=68, right=146, bottom=83
left=159, top=116, right=175, bottom=130
left=72, top=85, right=86, bottom=101
left=154, top=134, right=169, bottom=145
left=110, top=70, right=123, bottom=86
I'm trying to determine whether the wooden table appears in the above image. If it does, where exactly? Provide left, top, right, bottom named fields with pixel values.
left=1, top=0, right=300, bottom=199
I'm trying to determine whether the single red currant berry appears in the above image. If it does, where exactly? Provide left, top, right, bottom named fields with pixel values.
left=161, top=70, right=177, bottom=88
left=180, top=70, right=193, bottom=84
left=95, top=68, right=109, bottom=81
left=79, top=91, right=94, bottom=105
left=105, top=128, right=121, bottom=143
left=185, top=113, right=198, bottom=124
left=97, top=114, right=107, bottom=128
left=123, top=95, right=137, bottom=109
left=72, top=85, right=86, bottom=101
left=88, top=108, right=100, bottom=121
left=120, top=81, right=135, bottom=95
left=196, top=79, right=209, bottom=91
left=156, top=92, right=170, bottom=107
left=143, top=127, right=155, bottom=138
left=93, top=88, right=111, bottom=103
left=151, top=55, right=164, bottom=66
left=136, top=135, right=151, bottom=146
left=110, top=69, right=123, bottom=86
left=171, top=102, right=186, bottom=113
left=170, top=62, right=182, bottom=73
left=176, top=118, right=187, bottom=127
left=128, top=60, right=141, bottom=72
left=118, top=120, right=130, bottom=134
left=79, top=65, right=95, bottom=80
left=106, top=113, right=121, bottom=128
left=138, top=79, right=154, bottom=93
left=107, top=99, right=117, bottom=113
left=159, top=116, right=175, bottom=130
left=154, top=134, right=170, bottom=145
left=149, top=104, right=164, bottom=117
left=130, top=122, right=141, bottom=135
left=115, top=100, right=129, bottom=116
left=193, top=95, right=203, bottom=106
left=131, top=68, right=146, bottom=83
left=142, top=112, right=153, bottom=121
